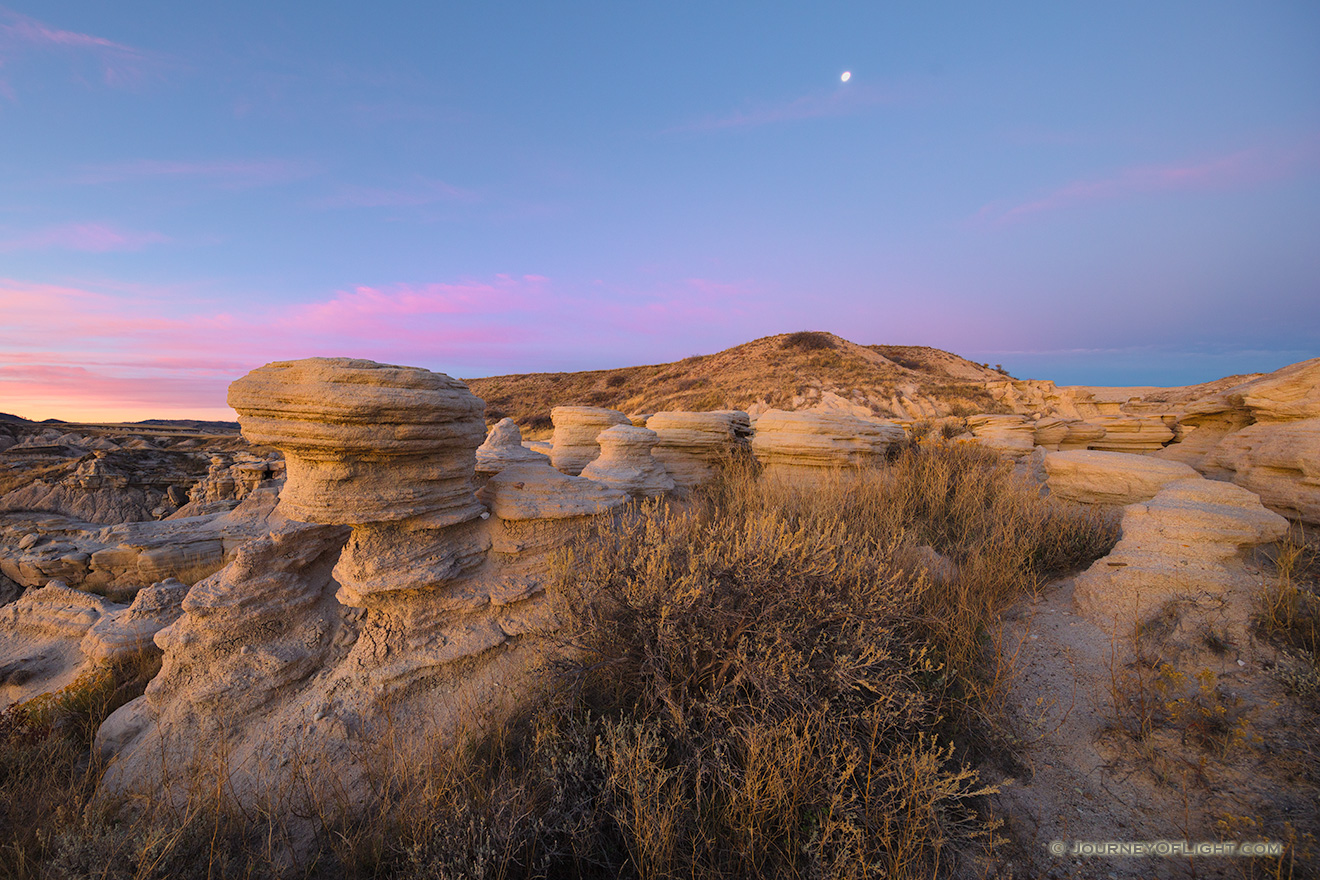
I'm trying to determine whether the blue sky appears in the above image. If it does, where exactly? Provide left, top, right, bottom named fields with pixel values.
left=1, top=2, right=1317, bottom=420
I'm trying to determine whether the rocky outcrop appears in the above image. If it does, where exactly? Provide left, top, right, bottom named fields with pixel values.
left=549, top=406, right=630, bottom=476
left=965, top=414, right=1036, bottom=458
left=579, top=425, right=674, bottom=498
left=647, top=411, right=752, bottom=490
left=1042, top=450, right=1199, bottom=506
left=1080, top=415, right=1175, bottom=453
left=751, top=410, right=904, bottom=475
left=1203, top=418, right=1320, bottom=524
left=80, top=578, right=189, bottom=662
left=99, top=357, right=620, bottom=821
left=475, top=418, right=546, bottom=480
left=171, top=452, right=285, bottom=517
left=1073, top=479, right=1288, bottom=627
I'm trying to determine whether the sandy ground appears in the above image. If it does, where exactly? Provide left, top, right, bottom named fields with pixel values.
left=987, top=570, right=1320, bottom=880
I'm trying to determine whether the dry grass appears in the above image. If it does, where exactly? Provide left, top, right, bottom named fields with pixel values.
left=10, top=442, right=1117, bottom=879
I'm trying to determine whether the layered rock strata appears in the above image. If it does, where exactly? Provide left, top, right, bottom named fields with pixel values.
left=1203, top=418, right=1320, bottom=524
left=579, top=425, right=675, bottom=497
left=647, top=410, right=752, bottom=490
left=98, top=358, right=626, bottom=819
left=1073, top=478, right=1288, bottom=627
left=751, top=410, right=904, bottom=475
left=965, top=414, right=1036, bottom=458
left=1042, top=450, right=1199, bottom=506
left=549, top=406, right=630, bottom=475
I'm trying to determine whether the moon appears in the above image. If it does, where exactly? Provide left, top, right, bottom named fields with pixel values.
left=841, top=71, right=851, bottom=82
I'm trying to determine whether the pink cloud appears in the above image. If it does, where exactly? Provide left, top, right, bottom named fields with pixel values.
left=670, top=82, right=902, bottom=133
left=0, top=223, right=169, bottom=252
left=314, top=177, right=479, bottom=208
left=977, top=139, right=1320, bottom=225
left=0, top=8, right=154, bottom=89
left=0, top=271, right=764, bottom=421
left=72, top=158, right=319, bottom=188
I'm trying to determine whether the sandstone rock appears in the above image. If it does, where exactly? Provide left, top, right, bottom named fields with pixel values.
left=647, top=410, right=752, bottom=490
left=751, top=409, right=904, bottom=473
left=80, top=578, right=189, bottom=662
left=1203, top=417, right=1320, bottom=524
left=1080, top=415, right=1175, bottom=453
left=549, top=406, right=630, bottom=475
left=478, top=462, right=627, bottom=521
left=1043, top=450, right=1200, bottom=506
left=965, top=414, right=1035, bottom=458
left=1073, top=479, right=1288, bottom=626
left=228, top=358, right=486, bottom=526
left=0, top=581, right=123, bottom=706
left=475, top=418, right=546, bottom=477
left=579, top=425, right=675, bottom=497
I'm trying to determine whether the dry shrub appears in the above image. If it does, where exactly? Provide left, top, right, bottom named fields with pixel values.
left=781, top=332, right=835, bottom=352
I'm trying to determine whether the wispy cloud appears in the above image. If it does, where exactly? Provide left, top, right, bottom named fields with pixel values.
left=669, top=82, right=902, bottom=133
left=0, top=7, right=157, bottom=90
left=72, top=158, right=320, bottom=188
left=313, top=176, right=480, bottom=209
left=976, top=138, right=1320, bottom=225
left=0, top=222, right=169, bottom=252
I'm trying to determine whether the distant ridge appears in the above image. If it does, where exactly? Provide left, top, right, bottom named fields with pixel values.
left=0, top=413, right=32, bottom=424
left=465, top=331, right=1010, bottom=430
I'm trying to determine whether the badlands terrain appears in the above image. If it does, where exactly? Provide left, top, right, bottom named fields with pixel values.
left=0, top=331, right=1317, bottom=879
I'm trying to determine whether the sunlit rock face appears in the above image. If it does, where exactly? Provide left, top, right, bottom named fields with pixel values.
left=475, top=417, right=547, bottom=483
left=1043, top=450, right=1199, bottom=506
left=579, top=425, right=675, bottom=498
left=228, top=357, right=487, bottom=527
left=647, top=410, right=752, bottom=490
left=549, top=406, right=630, bottom=476
left=1203, top=418, right=1320, bottom=524
left=750, top=409, right=904, bottom=476
left=1073, top=478, right=1288, bottom=627
left=97, top=357, right=627, bottom=826
left=965, top=414, right=1036, bottom=458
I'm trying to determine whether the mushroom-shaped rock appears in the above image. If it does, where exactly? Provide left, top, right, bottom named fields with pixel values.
left=647, top=411, right=752, bottom=489
left=579, top=425, right=675, bottom=498
left=751, top=410, right=904, bottom=473
left=1043, top=450, right=1200, bottom=506
left=549, top=406, right=630, bottom=475
left=476, top=418, right=546, bottom=477
left=965, top=415, right=1035, bottom=458
left=1073, top=478, right=1289, bottom=626
left=227, top=358, right=486, bottom=527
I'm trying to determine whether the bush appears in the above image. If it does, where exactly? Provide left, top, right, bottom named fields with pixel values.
left=781, top=332, right=835, bottom=352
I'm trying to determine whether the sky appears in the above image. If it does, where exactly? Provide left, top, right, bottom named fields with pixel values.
left=1, top=2, right=1318, bottom=421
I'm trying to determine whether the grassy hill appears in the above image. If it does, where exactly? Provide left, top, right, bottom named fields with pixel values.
left=464, top=331, right=1010, bottom=432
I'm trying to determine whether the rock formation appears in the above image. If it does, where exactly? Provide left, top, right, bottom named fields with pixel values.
left=549, top=406, right=630, bottom=475
left=1079, top=415, right=1175, bottom=453
left=751, top=410, right=904, bottom=475
left=965, top=414, right=1036, bottom=458
left=97, top=358, right=627, bottom=820
left=1073, top=478, right=1288, bottom=627
left=475, top=418, right=547, bottom=482
left=647, top=410, right=752, bottom=490
left=1042, top=450, right=1199, bottom=506
left=1202, top=418, right=1320, bottom=524
left=579, top=425, right=675, bottom=497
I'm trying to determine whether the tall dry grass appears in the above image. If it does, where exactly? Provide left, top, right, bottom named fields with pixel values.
left=10, top=441, right=1117, bottom=879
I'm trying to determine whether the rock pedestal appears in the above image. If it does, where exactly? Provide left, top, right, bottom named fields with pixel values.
left=549, top=406, right=630, bottom=475
left=476, top=418, right=547, bottom=482
left=579, top=425, right=675, bottom=497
